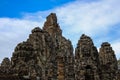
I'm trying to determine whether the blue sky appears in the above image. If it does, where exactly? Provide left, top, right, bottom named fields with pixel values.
left=0, top=0, right=75, bottom=18
left=0, top=0, right=120, bottom=62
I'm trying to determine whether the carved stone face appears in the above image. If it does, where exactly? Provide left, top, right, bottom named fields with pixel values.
left=81, top=46, right=90, bottom=57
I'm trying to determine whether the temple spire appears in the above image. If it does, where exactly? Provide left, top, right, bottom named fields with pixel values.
left=43, top=13, right=62, bottom=36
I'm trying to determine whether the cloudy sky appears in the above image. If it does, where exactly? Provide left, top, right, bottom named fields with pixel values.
left=0, top=0, right=120, bottom=62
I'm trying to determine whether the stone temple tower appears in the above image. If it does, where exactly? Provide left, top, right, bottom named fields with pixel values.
left=43, top=13, right=75, bottom=80
left=75, top=34, right=101, bottom=80
left=0, top=13, right=119, bottom=80
left=99, top=42, right=118, bottom=80
left=10, top=13, right=75, bottom=80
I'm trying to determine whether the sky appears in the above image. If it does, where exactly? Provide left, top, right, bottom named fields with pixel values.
left=0, top=0, right=120, bottom=62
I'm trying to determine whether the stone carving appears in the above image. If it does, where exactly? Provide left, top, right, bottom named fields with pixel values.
left=0, top=58, right=11, bottom=74
left=0, top=13, right=119, bottom=80
left=75, top=34, right=101, bottom=80
left=117, top=70, right=120, bottom=80
left=28, top=26, right=55, bottom=80
left=99, top=42, right=118, bottom=80
left=43, top=13, right=74, bottom=80
left=43, top=13, right=62, bottom=37
left=1, top=58, right=11, bottom=67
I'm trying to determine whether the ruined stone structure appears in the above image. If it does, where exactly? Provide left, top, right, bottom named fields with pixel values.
left=75, top=34, right=101, bottom=80
left=99, top=42, right=118, bottom=80
left=0, top=13, right=119, bottom=80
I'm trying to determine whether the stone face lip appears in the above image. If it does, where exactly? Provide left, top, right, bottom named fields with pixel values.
left=0, top=13, right=119, bottom=80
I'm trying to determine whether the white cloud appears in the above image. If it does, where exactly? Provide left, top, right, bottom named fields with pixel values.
left=54, top=0, right=120, bottom=59
left=112, top=40, right=120, bottom=59
left=54, top=0, right=120, bottom=36
left=0, top=18, right=44, bottom=62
